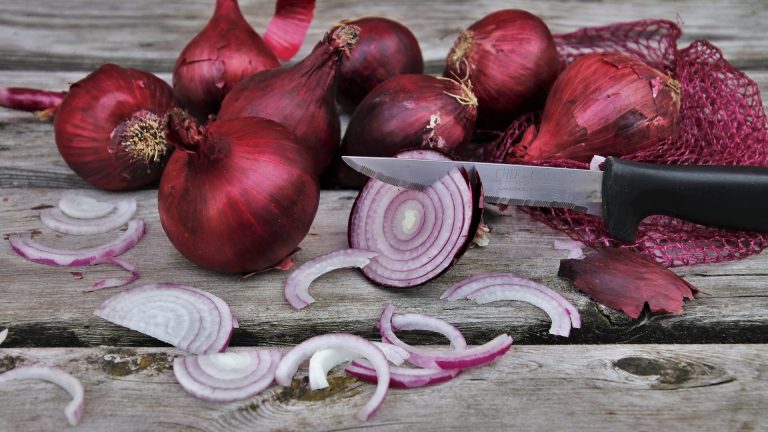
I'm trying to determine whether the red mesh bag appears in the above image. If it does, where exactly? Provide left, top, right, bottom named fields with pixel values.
left=485, top=20, right=768, bottom=267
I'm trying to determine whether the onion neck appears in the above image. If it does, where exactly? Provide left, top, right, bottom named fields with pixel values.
left=214, top=0, right=242, bottom=16
left=437, top=76, right=478, bottom=108
left=296, top=24, right=360, bottom=86
left=0, top=87, right=66, bottom=120
left=116, top=110, right=170, bottom=164
left=449, top=31, right=473, bottom=73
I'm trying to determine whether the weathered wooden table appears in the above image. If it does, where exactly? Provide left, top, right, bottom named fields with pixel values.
left=1, top=1, right=766, bottom=430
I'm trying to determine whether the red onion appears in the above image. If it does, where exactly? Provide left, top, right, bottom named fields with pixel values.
left=263, top=0, right=317, bottom=61
left=334, top=75, right=478, bottom=188
left=86, top=257, right=140, bottom=292
left=158, top=111, right=319, bottom=274
left=275, top=333, right=390, bottom=421
left=346, top=360, right=461, bottom=389
left=521, top=52, right=681, bottom=162
left=348, top=149, right=483, bottom=288
left=40, top=197, right=136, bottom=236
left=173, top=0, right=280, bottom=119
left=284, top=248, right=378, bottom=310
left=444, top=9, right=560, bottom=127
left=0, top=366, right=84, bottom=426
left=57, top=193, right=116, bottom=219
left=0, top=87, right=65, bottom=117
left=173, top=349, right=281, bottom=402
left=336, top=17, right=424, bottom=113
left=94, top=283, right=236, bottom=354
left=218, top=25, right=360, bottom=175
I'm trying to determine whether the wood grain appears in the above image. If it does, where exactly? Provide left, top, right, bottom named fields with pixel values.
left=0, top=344, right=764, bottom=431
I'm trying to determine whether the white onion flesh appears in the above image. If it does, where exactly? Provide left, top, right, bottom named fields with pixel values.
left=0, top=366, right=84, bottom=426
left=284, top=249, right=378, bottom=310
left=0, top=328, right=7, bottom=345
left=41, top=198, right=137, bottom=235
left=58, top=193, right=116, bottom=219
left=307, top=342, right=408, bottom=391
left=94, top=283, right=235, bottom=354
left=173, top=349, right=281, bottom=402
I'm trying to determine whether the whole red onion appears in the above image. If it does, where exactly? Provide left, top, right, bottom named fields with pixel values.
left=173, top=0, right=280, bottom=120
left=218, top=25, right=360, bottom=176
left=521, top=52, right=681, bottom=162
left=333, top=74, right=478, bottom=188
left=444, top=9, right=560, bottom=127
left=336, top=17, right=423, bottom=113
left=158, top=111, right=319, bottom=274
left=40, top=64, right=176, bottom=191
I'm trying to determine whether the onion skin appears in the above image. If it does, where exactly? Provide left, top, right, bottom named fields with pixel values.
left=0, top=87, right=66, bottom=114
left=53, top=64, right=177, bottom=191
left=522, top=52, right=681, bottom=162
left=444, top=9, right=560, bottom=127
left=336, top=17, right=424, bottom=113
left=173, top=0, right=279, bottom=120
left=218, top=25, right=360, bottom=176
left=334, top=74, right=478, bottom=188
left=159, top=113, right=319, bottom=273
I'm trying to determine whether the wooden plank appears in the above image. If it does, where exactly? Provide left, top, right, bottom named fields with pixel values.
left=0, top=0, right=766, bottom=72
left=0, top=344, right=764, bottom=431
left=1, top=188, right=767, bottom=348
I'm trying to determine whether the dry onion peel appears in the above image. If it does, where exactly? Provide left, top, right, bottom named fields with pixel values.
left=275, top=333, right=390, bottom=421
left=284, top=248, right=378, bottom=310
left=173, top=349, right=281, bottom=402
left=0, top=366, right=84, bottom=426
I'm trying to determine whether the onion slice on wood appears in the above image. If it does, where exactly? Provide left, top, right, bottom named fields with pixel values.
left=348, top=149, right=483, bottom=288
left=58, top=193, right=116, bottom=219
left=346, top=359, right=461, bottom=388
left=8, top=219, right=145, bottom=266
left=441, top=273, right=581, bottom=334
left=94, top=283, right=235, bottom=354
left=0, top=328, right=7, bottom=345
left=87, top=257, right=141, bottom=292
left=41, top=198, right=137, bottom=235
left=308, top=342, right=408, bottom=391
left=0, top=366, right=84, bottom=426
left=173, top=349, right=281, bottom=403
left=275, top=333, right=390, bottom=421
left=284, top=248, right=378, bottom=310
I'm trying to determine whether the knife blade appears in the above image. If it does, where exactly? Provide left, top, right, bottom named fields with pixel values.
left=342, top=155, right=768, bottom=242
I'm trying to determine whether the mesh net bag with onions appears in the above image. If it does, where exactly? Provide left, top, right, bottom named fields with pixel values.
left=484, top=19, right=768, bottom=267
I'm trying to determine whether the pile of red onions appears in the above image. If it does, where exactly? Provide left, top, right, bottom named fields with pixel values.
left=158, top=111, right=319, bottom=273
left=519, top=52, right=681, bottom=162
left=218, top=24, right=360, bottom=176
left=336, top=17, right=424, bottom=113
left=1, top=64, right=177, bottom=190
left=444, top=9, right=560, bottom=127
left=334, top=75, right=478, bottom=188
left=348, top=149, right=483, bottom=288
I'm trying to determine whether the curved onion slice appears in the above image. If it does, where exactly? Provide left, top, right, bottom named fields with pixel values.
left=275, top=333, right=390, bottom=421
left=41, top=198, right=137, bottom=235
left=0, top=366, right=84, bottom=426
left=308, top=342, right=408, bottom=391
left=94, top=283, right=235, bottom=354
left=173, top=349, right=281, bottom=402
left=284, top=249, right=378, bottom=310
left=349, top=149, right=483, bottom=288
left=441, top=273, right=582, bottom=333
left=58, top=193, right=116, bottom=219
left=8, top=219, right=145, bottom=266
left=391, top=313, right=467, bottom=350
left=0, top=328, right=7, bottom=345
left=346, top=359, right=461, bottom=388
left=87, top=257, right=140, bottom=292
left=554, top=239, right=586, bottom=260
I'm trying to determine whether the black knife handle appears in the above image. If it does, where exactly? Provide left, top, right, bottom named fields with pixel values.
left=602, top=157, right=768, bottom=242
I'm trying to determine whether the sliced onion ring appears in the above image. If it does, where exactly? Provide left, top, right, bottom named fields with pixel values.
left=0, top=366, right=84, bottom=426
left=41, top=198, right=137, bottom=235
left=346, top=359, right=461, bottom=388
left=307, top=342, right=408, bottom=391
left=275, top=333, right=390, bottom=421
left=391, top=313, right=467, bottom=350
left=94, top=283, right=235, bottom=354
left=87, top=257, right=140, bottom=292
left=58, top=193, right=116, bottom=219
left=8, top=219, right=146, bottom=266
left=173, top=349, right=281, bottom=402
left=441, top=273, right=582, bottom=332
left=284, top=248, right=378, bottom=310
left=348, top=149, right=483, bottom=288
left=0, top=328, right=7, bottom=345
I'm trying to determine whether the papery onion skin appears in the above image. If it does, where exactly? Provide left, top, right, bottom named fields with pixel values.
left=334, top=75, right=478, bottom=188
left=159, top=113, right=319, bottom=273
left=173, top=0, right=279, bottom=120
left=219, top=25, right=360, bottom=176
left=444, top=9, right=560, bottom=127
left=336, top=17, right=424, bottom=113
left=522, top=52, right=681, bottom=162
left=53, top=64, right=177, bottom=190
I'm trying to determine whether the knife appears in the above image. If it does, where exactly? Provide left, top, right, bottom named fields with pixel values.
left=342, top=155, right=768, bottom=242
